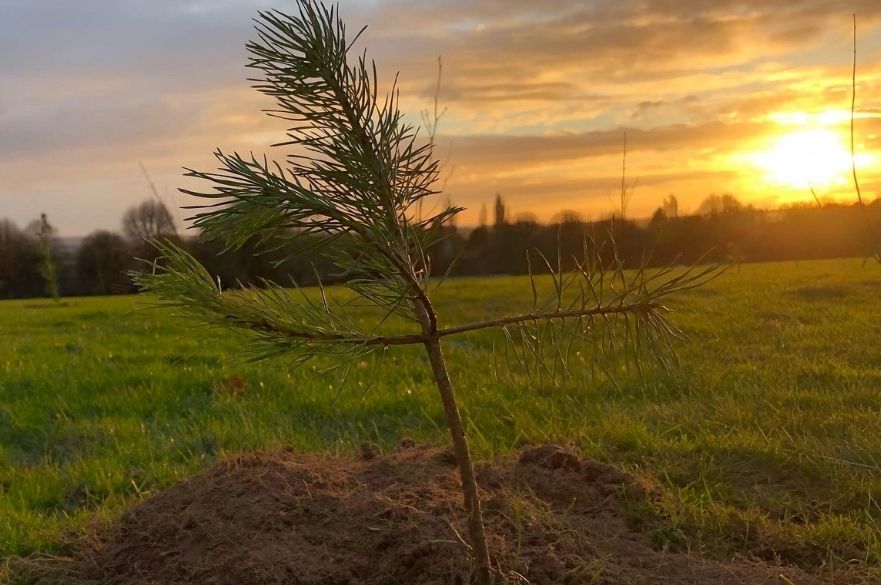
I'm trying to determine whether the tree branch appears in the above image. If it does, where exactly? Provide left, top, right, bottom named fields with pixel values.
left=316, top=61, right=438, bottom=332
left=227, top=302, right=665, bottom=347
left=230, top=314, right=426, bottom=346
left=435, top=303, right=663, bottom=338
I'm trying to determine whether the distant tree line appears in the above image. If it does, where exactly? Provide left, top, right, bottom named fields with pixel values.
left=0, top=193, right=879, bottom=300
left=0, top=200, right=177, bottom=299
left=449, top=193, right=881, bottom=275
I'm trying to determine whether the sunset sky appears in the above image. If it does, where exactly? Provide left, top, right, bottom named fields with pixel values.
left=3, top=0, right=881, bottom=236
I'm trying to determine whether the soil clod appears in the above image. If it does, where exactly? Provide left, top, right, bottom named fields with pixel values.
left=359, top=441, right=381, bottom=461
left=518, top=443, right=582, bottom=472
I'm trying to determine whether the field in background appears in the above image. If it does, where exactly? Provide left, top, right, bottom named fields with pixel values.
left=2, top=258, right=880, bottom=577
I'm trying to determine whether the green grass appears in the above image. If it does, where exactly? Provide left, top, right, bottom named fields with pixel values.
left=1, top=258, right=880, bottom=577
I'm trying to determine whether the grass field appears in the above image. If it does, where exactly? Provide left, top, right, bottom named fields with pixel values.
left=2, top=258, right=880, bottom=578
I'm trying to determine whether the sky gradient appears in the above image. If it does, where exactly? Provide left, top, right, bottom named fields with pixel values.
left=3, top=0, right=881, bottom=236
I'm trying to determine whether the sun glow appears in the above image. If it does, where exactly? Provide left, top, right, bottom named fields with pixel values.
left=751, top=129, right=854, bottom=189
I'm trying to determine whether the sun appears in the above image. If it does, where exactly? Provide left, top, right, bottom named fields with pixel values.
left=751, top=129, right=852, bottom=189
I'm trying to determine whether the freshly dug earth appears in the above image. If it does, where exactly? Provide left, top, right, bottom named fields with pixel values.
left=38, top=443, right=830, bottom=584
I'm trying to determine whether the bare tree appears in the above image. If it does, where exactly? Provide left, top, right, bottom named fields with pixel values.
left=697, top=193, right=744, bottom=216
left=136, top=3, right=717, bottom=582
left=614, top=130, right=638, bottom=221
left=122, top=199, right=176, bottom=243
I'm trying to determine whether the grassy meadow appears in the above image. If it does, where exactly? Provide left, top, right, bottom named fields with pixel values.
left=2, top=258, right=880, bottom=577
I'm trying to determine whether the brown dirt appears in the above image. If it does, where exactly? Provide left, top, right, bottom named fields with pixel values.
left=32, top=443, right=837, bottom=584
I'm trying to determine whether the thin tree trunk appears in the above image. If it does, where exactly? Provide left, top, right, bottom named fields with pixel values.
left=422, top=335, right=493, bottom=585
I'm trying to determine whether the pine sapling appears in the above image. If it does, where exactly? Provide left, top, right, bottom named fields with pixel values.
left=137, top=2, right=718, bottom=582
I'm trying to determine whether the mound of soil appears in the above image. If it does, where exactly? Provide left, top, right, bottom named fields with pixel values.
left=45, top=443, right=825, bottom=584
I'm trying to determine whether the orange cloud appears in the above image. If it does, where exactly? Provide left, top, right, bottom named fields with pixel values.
left=2, top=0, right=880, bottom=235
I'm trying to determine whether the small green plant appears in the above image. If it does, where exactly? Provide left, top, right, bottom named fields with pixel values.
left=137, top=2, right=716, bottom=582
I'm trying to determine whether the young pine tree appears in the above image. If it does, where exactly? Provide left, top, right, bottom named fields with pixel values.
left=137, top=3, right=716, bottom=582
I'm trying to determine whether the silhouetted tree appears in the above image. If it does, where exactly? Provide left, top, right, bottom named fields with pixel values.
left=493, top=193, right=507, bottom=227
left=122, top=200, right=176, bottom=243
left=650, top=206, right=668, bottom=228
left=477, top=202, right=488, bottom=227
left=662, top=194, right=679, bottom=218
left=0, top=219, right=42, bottom=298
left=698, top=193, right=744, bottom=215
left=76, top=231, right=134, bottom=295
left=555, top=210, right=586, bottom=269
left=615, top=130, right=637, bottom=221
